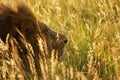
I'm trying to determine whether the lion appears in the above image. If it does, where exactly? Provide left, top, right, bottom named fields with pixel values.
left=0, top=1, right=67, bottom=80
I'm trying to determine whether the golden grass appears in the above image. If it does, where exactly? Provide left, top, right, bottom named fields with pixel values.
left=0, top=0, right=120, bottom=80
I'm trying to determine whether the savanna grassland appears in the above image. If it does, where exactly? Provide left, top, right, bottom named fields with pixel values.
left=0, top=0, right=120, bottom=80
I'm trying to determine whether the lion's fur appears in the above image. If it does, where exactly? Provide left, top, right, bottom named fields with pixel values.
left=0, top=1, right=37, bottom=41
left=0, top=1, right=67, bottom=80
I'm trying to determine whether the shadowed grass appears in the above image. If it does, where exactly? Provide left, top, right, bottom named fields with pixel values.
left=0, top=0, right=120, bottom=80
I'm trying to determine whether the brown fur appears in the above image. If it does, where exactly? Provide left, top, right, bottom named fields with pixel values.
left=0, top=1, right=67, bottom=80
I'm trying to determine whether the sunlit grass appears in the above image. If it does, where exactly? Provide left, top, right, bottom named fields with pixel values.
left=0, top=0, right=120, bottom=80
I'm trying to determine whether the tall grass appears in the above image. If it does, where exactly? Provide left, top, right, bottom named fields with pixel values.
left=0, top=0, right=120, bottom=80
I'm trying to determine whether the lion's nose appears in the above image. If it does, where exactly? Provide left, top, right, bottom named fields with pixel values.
left=63, top=38, right=67, bottom=44
left=59, top=34, right=68, bottom=44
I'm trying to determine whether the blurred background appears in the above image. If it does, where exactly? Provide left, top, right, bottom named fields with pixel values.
left=1, top=0, right=120, bottom=80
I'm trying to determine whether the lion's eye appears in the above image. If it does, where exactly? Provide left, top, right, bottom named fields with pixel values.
left=48, top=31, right=57, bottom=39
left=42, top=28, right=49, bottom=35
left=44, top=29, right=49, bottom=33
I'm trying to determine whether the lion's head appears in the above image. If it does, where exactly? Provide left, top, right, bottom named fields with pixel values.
left=38, top=22, right=67, bottom=60
left=0, top=1, right=67, bottom=79
left=0, top=1, right=67, bottom=60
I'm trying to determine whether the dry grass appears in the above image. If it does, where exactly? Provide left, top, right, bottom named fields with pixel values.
left=0, top=0, right=120, bottom=80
